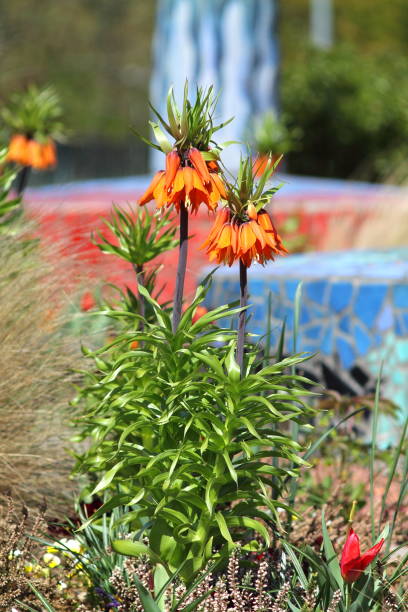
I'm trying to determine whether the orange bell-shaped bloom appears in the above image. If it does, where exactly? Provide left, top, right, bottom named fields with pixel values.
left=41, top=140, right=57, bottom=168
left=202, top=207, right=287, bottom=268
left=7, top=134, right=57, bottom=170
left=138, top=149, right=226, bottom=214
left=7, top=134, right=30, bottom=166
left=27, top=140, right=45, bottom=169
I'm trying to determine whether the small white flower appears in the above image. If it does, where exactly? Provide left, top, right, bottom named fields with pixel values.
left=8, top=548, right=22, bottom=560
left=60, top=537, right=82, bottom=555
left=57, top=581, right=68, bottom=591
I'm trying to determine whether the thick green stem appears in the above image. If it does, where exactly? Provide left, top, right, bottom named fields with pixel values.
left=172, top=202, right=189, bottom=333
left=133, top=263, right=145, bottom=326
left=236, top=260, right=248, bottom=378
left=344, top=583, right=351, bottom=611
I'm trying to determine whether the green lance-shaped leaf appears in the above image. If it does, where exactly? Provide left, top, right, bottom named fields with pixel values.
left=224, top=343, right=241, bottom=382
left=77, top=494, right=131, bottom=530
left=133, top=577, right=163, bottom=612
left=281, top=541, right=308, bottom=590
left=215, top=512, right=234, bottom=544
left=111, top=539, right=164, bottom=566
left=225, top=515, right=271, bottom=548
left=166, top=86, right=182, bottom=139
left=321, top=508, right=343, bottom=593
left=149, top=121, right=173, bottom=153
left=91, top=460, right=125, bottom=495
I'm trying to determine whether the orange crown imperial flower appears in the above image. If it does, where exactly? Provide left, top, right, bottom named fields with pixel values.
left=7, top=134, right=57, bottom=170
left=137, top=83, right=231, bottom=214
left=202, top=205, right=287, bottom=268
left=138, top=148, right=227, bottom=214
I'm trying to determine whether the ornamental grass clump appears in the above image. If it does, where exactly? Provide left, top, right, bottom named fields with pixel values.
left=73, top=82, right=315, bottom=584
left=0, top=147, right=79, bottom=513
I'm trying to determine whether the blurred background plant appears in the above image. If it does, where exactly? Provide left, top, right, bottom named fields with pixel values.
left=277, top=215, right=310, bottom=254
left=282, top=44, right=408, bottom=182
left=252, top=110, right=300, bottom=158
left=2, top=84, right=64, bottom=193
left=251, top=110, right=300, bottom=179
left=1, top=0, right=408, bottom=183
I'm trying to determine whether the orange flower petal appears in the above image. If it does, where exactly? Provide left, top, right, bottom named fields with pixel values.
left=183, top=166, right=195, bottom=196
left=41, top=141, right=57, bottom=168
left=192, top=167, right=206, bottom=191
left=207, top=159, right=219, bottom=172
left=139, top=171, right=165, bottom=205
left=172, top=168, right=185, bottom=194
left=210, top=172, right=227, bottom=200
left=165, top=151, right=181, bottom=191
left=257, top=210, right=274, bottom=231
left=231, top=222, right=239, bottom=254
left=249, top=220, right=266, bottom=248
left=247, top=203, right=258, bottom=221
left=188, top=147, right=211, bottom=185
left=7, top=134, right=30, bottom=165
left=200, top=212, right=227, bottom=249
left=153, top=173, right=168, bottom=208
left=239, top=223, right=256, bottom=254
left=191, top=188, right=209, bottom=210
left=217, top=224, right=233, bottom=248
left=27, top=140, right=45, bottom=169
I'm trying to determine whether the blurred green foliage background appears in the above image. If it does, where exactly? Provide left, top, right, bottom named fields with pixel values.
left=1, top=0, right=407, bottom=180
left=0, top=0, right=155, bottom=140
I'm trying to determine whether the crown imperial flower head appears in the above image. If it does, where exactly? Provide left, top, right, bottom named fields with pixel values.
left=3, top=85, right=63, bottom=171
left=137, top=83, right=229, bottom=214
left=201, top=155, right=287, bottom=267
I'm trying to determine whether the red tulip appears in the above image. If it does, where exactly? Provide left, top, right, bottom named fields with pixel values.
left=340, top=528, right=384, bottom=583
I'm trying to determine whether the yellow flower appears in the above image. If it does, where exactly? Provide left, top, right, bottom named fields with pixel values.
left=46, top=545, right=59, bottom=554
left=43, top=552, right=61, bottom=568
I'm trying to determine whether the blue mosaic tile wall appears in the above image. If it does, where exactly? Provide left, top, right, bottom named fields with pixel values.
left=204, top=249, right=408, bottom=444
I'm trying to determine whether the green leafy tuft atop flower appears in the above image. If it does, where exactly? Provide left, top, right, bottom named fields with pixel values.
left=136, top=81, right=233, bottom=157
left=2, top=84, right=64, bottom=142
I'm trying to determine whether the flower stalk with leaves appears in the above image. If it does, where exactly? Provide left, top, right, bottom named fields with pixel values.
left=137, top=83, right=230, bottom=332
left=202, top=155, right=287, bottom=375
left=95, top=205, right=178, bottom=325
left=74, top=83, right=316, bottom=587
